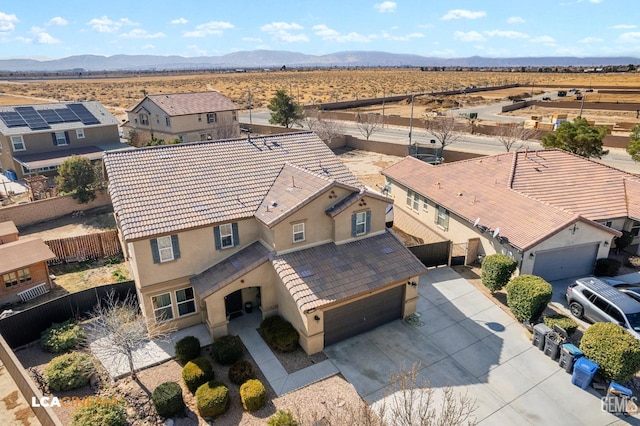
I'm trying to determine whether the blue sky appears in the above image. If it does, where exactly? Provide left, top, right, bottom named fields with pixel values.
left=0, top=0, right=638, bottom=59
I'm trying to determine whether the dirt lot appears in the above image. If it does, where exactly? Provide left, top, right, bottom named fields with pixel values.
left=336, top=148, right=402, bottom=188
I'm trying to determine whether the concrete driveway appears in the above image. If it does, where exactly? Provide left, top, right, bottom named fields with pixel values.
left=325, top=267, right=636, bottom=425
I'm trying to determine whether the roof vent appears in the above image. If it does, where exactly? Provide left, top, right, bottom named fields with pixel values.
left=270, top=201, right=278, bottom=208
left=381, top=247, right=395, bottom=254
left=299, top=269, right=314, bottom=278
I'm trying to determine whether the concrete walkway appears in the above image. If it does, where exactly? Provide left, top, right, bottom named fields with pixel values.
left=229, top=311, right=339, bottom=396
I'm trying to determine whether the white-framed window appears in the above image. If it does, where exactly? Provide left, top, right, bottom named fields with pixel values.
left=422, top=198, right=428, bottom=212
left=232, top=111, right=238, bottom=121
left=501, top=247, right=514, bottom=258
left=157, top=235, right=174, bottom=262
left=436, top=205, right=449, bottom=230
left=293, top=222, right=305, bottom=243
left=76, top=129, right=85, bottom=139
left=207, top=113, right=217, bottom=124
left=156, top=114, right=160, bottom=124
left=11, top=135, right=25, bottom=151
left=176, top=287, right=196, bottom=317
left=139, top=113, right=149, bottom=125
left=165, top=116, right=171, bottom=126
left=54, top=132, right=68, bottom=146
left=197, top=114, right=202, bottom=122
left=406, top=190, right=419, bottom=211
left=3, top=268, right=31, bottom=288
left=219, top=223, right=234, bottom=248
left=355, top=211, right=367, bottom=236
left=151, top=293, right=173, bottom=323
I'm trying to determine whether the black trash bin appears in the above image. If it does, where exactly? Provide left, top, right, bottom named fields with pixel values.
left=558, top=343, right=583, bottom=373
left=532, top=323, right=552, bottom=350
left=244, top=302, right=253, bottom=314
left=604, top=382, right=633, bottom=415
left=543, top=331, right=562, bottom=360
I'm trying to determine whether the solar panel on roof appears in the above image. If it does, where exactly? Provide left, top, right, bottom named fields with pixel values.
left=55, top=108, right=81, bottom=122
left=0, top=111, right=27, bottom=128
left=39, top=109, right=64, bottom=124
left=67, top=103, right=100, bottom=125
left=15, top=106, right=50, bottom=130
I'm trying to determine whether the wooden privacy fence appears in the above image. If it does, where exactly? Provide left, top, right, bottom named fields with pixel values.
left=408, top=240, right=451, bottom=268
left=45, top=230, right=121, bottom=264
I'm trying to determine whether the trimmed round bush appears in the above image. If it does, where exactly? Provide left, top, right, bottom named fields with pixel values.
left=240, top=379, right=267, bottom=412
left=210, top=335, right=244, bottom=365
left=543, top=314, right=578, bottom=336
left=594, top=258, right=621, bottom=277
left=580, top=322, right=640, bottom=383
left=268, top=409, right=300, bottom=426
left=152, top=381, right=185, bottom=418
left=260, top=316, right=299, bottom=352
left=182, top=357, right=214, bottom=393
left=195, top=380, right=229, bottom=419
left=45, top=351, right=95, bottom=392
left=174, top=336, right=201, bottom=364
left=228, top=360, right=256, bottom=385
left=40, top=319, right=85, bottom=353
left=506, top=275, right=552, bottom=323
left=71, top=402, right=125, bottom=426
left=481, top=254, right=517, bottom=293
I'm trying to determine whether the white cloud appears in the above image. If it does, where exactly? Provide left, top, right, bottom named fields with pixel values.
left=530, top=35, right=556, bottom=45
left=47, top=17, right=68, bottom=26
left=313, top=24, right=370, bottom=42
left=0, top=12, right=19, bottom=32
left=579, top=36, right=603, bottom=43
left=87, top=16, right=138, bottom=33
left=507, top=16, right=525, bottom=24
left=380, top=31, right=424, bottom=41
left=30, top=26, right=60, bottom=44
left=618, top=32, right=640, bottom=43
left=454, top=31, right=486, bottom=42
left=611, top=24, right=636, bottom=29
left=484, top=30, right=529, bottom=39
left=374, top=1, right=397, bottom=13
left=441, top=9, right=486, bottom=20
left=142, top=44, right=155, bottom=49
left=121, top=29, right=165, bottom=39
left=183, top=21, right=234, bottom=37
left=261, top=22, right=308, bottom=43
left=588, top=0, right=603, bottom=3
left=242, top=36, right=262, bottom=42
left=170, top=18, right=188, bottom=25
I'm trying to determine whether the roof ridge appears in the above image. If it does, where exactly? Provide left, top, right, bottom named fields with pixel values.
left=147, top=90, right=221, bottom=97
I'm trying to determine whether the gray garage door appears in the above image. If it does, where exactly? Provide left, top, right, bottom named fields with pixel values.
left=324, top=285, right=404, bottom=347
left=532, top=243, right=599, bottom=281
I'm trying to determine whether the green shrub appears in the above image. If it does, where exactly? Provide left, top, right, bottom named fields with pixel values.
left=481, top=254, right=518, bottom=293
left=40, top=319, right=85, bottom=353
left=152, top=381, right=185, bottom=418
left=45, top=352, right=95, bottom=392
left=182, top=357, right=214, bottom=393
left=594, top=258, right=621, bottom=277
left=71, top=402, right=125, bottom=426
left=580, top=322, right=640, bottom=382
left=240, top=379, right=267, bottom=412
left=210, top=335, right=244, bottom=365
left=506, top=275, right=552, bottom=323
left=260, top=316, right=300, bottom=352
left=228, top=360, right=256, bottom=385
left=174, top=336, right=201, bottom=364
left=543, top=314, right=578, bottom=336
left=268, top=410, right=300, bottom=426
left=195, top=380, right=229, bottom=419
left=615, top=230, right=634, bottom=253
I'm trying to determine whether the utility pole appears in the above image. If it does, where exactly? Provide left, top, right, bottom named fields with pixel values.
left=408, top=93, right=416, bottom=155
left=381, top=86, right=386, bottom=129
left=248, top=89, right=252, bottom=125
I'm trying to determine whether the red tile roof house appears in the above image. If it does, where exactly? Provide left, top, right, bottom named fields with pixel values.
left=381, top=149, right=637, bottom=282
left=0, top=221, right=56, bottom=306
left=104, top=131, right=426, bottom=354
left=122, top=91, right=241, bottom=145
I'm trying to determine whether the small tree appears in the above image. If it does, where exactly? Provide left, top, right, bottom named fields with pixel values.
left=55, top=156, right=97, bottom=203
left=87, top=291, right=172, bottom=381
left=422, top=115, right=462, bottom=157
left=268, top=89, right=303, bottom=128
left=627, top=125, right=640, bottom=162
left=356, top=111, right=382, bottom=140
left=541, top=117, right=608, bottom=158
left=580, top=322, right=640, bottom=383
left=481, top=254, right=518, bottom=293
left=506, top=275, right=552, bottom=323
left=495, top=123, right=535, bottom=152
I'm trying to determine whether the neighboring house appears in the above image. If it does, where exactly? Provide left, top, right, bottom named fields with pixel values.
left=0, top=102, right=121, bottom=180
left=122, top=91, right=240, bottom=145
left=0, top=221, right=56, bottom=305
left=382, top=149, right=633, bottom=282
left=104, top=131, right=426, bottom=354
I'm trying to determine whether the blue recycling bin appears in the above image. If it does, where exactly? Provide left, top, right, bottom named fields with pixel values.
left=604, top=382, right=634, bottom=414
left=571, top=357, right=598, bottom=390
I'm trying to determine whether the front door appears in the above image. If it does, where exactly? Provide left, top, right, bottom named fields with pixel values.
left=224, top=290, right=243, bottom=318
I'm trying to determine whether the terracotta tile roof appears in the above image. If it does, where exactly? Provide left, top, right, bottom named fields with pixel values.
left=271, top=230, right=427, bottom=311
left=191, top=242, right=270, bottom=300
left=136, top=91, right=239, bottom=116
left=510, top=150, right=640, bottom=221
left=0, top=237, right=56, bottom=274
left=324, top=189, right=391, bottom=218
left=0, top=221, right=18, bottom=239
left=382, top=153, right=619, bottom=251
left=104, top=132, right=363, bottom=240
left=625, top=180, right=640, bottom=221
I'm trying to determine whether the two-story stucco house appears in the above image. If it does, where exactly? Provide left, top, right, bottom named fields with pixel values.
left=382, top=150, right=630, bottom=282
left=122, top=91, right=240, bottom=145
left=104, top=131, right=426, bottom=354
left=0, top=102, right=121, bottom=180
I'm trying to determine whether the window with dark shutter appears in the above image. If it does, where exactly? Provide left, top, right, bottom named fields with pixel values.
left=351, top=213, right=357, bottom=237
left=171, top=234, right=181, bottom=259
left=150, top=239, right=160, bottom=264
left=232, top=223, right=239, bottom=247
left=213, top=226, right=221, bottom=250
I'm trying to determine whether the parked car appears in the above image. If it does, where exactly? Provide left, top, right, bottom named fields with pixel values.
left=565, top=277, right=640, bottom=338
left=542, top=96, right=551, bottom=101
left=602, top=278, right=640, bottom=303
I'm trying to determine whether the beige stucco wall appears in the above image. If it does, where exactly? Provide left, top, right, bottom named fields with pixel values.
left=333, top=195, right=389, bottom=243
left=139, top=278, right=203, bottom=331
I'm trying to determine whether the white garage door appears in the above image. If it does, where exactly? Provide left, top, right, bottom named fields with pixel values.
left=532, top=243, right=599, bottom=281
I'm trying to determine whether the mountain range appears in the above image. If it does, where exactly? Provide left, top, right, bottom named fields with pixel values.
left=0, top=50, right=638, bottom=72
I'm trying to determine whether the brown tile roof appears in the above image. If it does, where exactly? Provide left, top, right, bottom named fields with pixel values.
left=271, top=230, right=427, bottom=311
left=104, top=132, right=363, bottom=240
left=0, top=237, right=56, bottom=274
left=382, top=152, right=620, bottom=251
left=135, top=91, right=239, bottom=116
left=324, top=189, right=391, bottom=218
left=0, top=221, right=18, bottom=239
left=191, top=242, right=270, bottom=300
